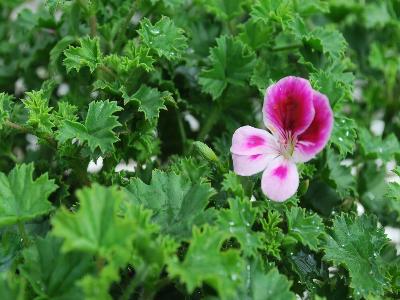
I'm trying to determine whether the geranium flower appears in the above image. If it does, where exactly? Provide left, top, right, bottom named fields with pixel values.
left=230, top=76, right=333, bottom=202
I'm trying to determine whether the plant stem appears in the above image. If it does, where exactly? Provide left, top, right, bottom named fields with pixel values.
left=114, top=3, right=136, bottom=52
left=197, top=104, right=221, bottom=141
left=176, top=110, right=187, bottom=154
left=272, top=43, right=302, bottom=52
left=17, top=222, right=30, bottom=247
left=96, top=256, right=105, bottom=273
left=120, top=269, right=148, bottom=300
left=5, top=120, right=56, bottom=147
left=89, top=15, right=97, bottom=37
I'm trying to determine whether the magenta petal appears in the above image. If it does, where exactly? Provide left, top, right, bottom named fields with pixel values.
left=232, top=153, right=273, bottom=176
left=230, top=125, right=277, bottom=156
left=263, top=76, right=315, bottom=136
left=261, top=157, right=299, bottom=202
left=294, top=91, right=334, bottom=162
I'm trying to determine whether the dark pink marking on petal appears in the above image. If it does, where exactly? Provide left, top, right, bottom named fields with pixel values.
left=247, top=135, right=265, bottom=147
left=273, top=165, right=288, bottom=179
left=231, top=125, right=277, bottom=156
left=294, top=91, right=334, bottom=162
left=250, top=154, right=262, bottom=160
left=263, top=76, right=315, bottom=136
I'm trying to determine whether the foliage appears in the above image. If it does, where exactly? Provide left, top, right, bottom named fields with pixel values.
left=0, top=0, right=399, bottom=299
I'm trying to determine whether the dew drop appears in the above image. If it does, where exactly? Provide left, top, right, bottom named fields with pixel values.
left=338, top=137, right=344, bottom=142
left=229, top=221, right=235, bottom=226
left=150, top=28, right=160, bottom=35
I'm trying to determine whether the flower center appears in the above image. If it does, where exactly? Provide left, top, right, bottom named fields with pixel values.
left=279, top=131, right=297, bottom=160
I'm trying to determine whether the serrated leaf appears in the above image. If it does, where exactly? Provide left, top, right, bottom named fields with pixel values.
left=168, top=226, right=244, bottom=300
left=51, top=184, right=134, bottom=262
left=201, top=0, right=244, bottom=21
left=57, top=100, right=122, bottom=154
left=304, top=27, right=347, bottom=59
left=326, top=149, right=356, bottom=198
left=261, top=210, right=284, bottom=259
left=323, top=214, right=390, bottom=299
left=251, top=0, right=294, bottom=26
left=385, top=167, right=400, bottom=222
left=251, top=267, right=296, bottom=300
left=20, top=235, right=94, bottom=300
left=221, top=172, right=245, bottom=198
left=218, top=198, right=263, bottom=257
left=137, top=16, right=187, bottom=61
left=285, top=207, right=325, bottom=251
left=199, top=35, right=256, bottom=100
left=24, top=89, right=54, bottom=135
left=330, top=115, right=357, bottom=157
left=0, top=164, right=57, bottom=227
left=64, top=36, right=101, bottom=73
left=359, top=128, right=400, bottom=161
left=125, top=170, right=216, bottom=240
left=121, top=85, right=167, bottom=121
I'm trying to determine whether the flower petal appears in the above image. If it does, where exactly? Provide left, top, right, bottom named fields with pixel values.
left=232, top=153, right=273, bottom=176
left=294, top=91, right=334, bottom=162
left=230, top=125, right=277, bottom=155
left=263, top=76, right=315, bottom=136
left=261, top=157, right=299, bottom=202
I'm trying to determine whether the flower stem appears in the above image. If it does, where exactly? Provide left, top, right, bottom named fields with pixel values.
left=89, top=15, right=97, bottom=37
left=176, top=109, right=188, bottom=154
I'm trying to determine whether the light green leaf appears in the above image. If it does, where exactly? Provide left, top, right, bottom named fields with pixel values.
left=125, top=170, right=216, bottom=240
left=323, top=214, right=390, bottom=299
left=24, top=89, right=54, bottom=135
left=326, top=149, right=356, bottom=198
left=64, top=36, right=101, bottom=73
left=0, top=272, right=26, bottom=300
left=137, top=16, right=187, bottom=61
left=51, top=184, right=134, bottom=262
left=168, top=226, right=244, bottom=300
left=199, top=36, right=256, bottom=100
left=57, top=100, right=122, bottom=154
left=285, top=207, right=325, bottom=251
left=0, top=164, right=57, bottom=227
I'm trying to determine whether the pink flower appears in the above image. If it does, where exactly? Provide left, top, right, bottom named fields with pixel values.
left=230, top=76, right=333, bottom=202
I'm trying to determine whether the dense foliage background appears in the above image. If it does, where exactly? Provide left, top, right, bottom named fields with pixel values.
left=0, top=0, right=400, bottom=299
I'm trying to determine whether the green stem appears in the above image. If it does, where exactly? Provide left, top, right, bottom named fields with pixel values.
left=89, top=15, right=97, bottom=37
left=17, top=222, right=30, bottom=247
left=5, top=120, right=56, bottom=147
left=272, top=43, right=302, bottom=52
left=120, top=269, right=148, bottom=300
left=176, top=110, right=187, bottom=154
left=96, top=256, right=105, bottom=273
left=114, top=3, right=137, bottom=52
left=197, top=104, right=221, bottom=141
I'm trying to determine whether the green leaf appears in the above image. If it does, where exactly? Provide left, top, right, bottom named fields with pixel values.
left=137, top=16, right=188, bottom=61
left=385, top=167, right=400, bottom=222
left=121, top=85, right=167, bottom=121
left=326, top=149, right=356, bottom=198
left=168, top=226, right=244, bottom=300
left=0, top=272, right=26, bottom=300
left=0, top=93, right=13, bottom=130
left=285, top=207, right=325, bottom=251
left=199, top=35, right=256, bottom=100
left=221, top=172, right=245, bottom=198
left=303, top=27, right=347, bottom=59
left=323, top=214, right=390, bottom=299
left=251, top=0, right=294, bottom=26
left=261, top=210, right=284, bottom=259
left=251, top=267, right=296, bottom=300
left=23, top=89, right=54, bottom=135
left=20, top=235, right=94, bottom=300
left=358, top=128, right=400, bottom=161
left=217, top=198, right=263, bottom=257
left=125, top=170, right=216, bottom=240
left=330, top=115, right=358, bottom=157
left=201, top=0, right=244, bottom=21
left=51, top=184, right=134, bottom=262
left=57, top=100, right=122, bottom=154
left=64, top=36, right=101, bottom=73
left=0, top=164, right=57, bottom=227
